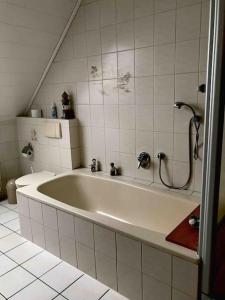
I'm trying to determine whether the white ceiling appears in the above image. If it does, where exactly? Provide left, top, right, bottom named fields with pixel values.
left=0, top=0, right=77, bottom=120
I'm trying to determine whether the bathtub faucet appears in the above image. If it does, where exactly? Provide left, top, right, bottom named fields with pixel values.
left=137, top=152, right=151, bottom=169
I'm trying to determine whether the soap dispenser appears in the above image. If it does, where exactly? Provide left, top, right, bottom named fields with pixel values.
left=51, top=103, right=58, bottom=119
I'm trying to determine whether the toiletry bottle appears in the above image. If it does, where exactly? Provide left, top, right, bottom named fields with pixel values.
left=51, top=103, right=58, bottom=119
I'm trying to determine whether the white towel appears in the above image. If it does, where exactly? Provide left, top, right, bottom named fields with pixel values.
left=44, top=121, right=61, bottom=139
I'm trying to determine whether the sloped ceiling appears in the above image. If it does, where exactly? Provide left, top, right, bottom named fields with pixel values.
left=0, top=0, right=77, bottom=120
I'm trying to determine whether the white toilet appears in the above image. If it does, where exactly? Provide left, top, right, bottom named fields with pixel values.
left=15, top=171, right=55, bottom=188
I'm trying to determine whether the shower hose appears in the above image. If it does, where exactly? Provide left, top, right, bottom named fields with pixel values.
left=158, top=116, right=201, bottom=190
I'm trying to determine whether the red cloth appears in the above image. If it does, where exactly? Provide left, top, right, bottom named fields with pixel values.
left=166, top=206, right=200, bottom=251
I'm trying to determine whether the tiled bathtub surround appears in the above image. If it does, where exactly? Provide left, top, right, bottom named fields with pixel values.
left=0, top=200, right=127, bottom=300
left=17, top=117, right=80, bottom=175
left=17, top=192, right=199, bottom=300
left=0, top=119, right=20, bottom=198
left=32, top=0, right=209, bottom=192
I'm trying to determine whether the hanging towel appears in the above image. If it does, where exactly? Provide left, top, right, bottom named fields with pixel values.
left=44, top=121, right=61, bottom=139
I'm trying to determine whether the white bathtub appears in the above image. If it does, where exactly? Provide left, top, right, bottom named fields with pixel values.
left=17, top=169, right=200, bottom=300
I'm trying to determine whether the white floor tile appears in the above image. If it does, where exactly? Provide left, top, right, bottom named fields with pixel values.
left=0, top=211, right=18, bottom=224
left=53, top=296, right=67, bottom=300
left=0, top=254, right=17, bottom=276
left=22, top=251, right=61, bottom=277
left=41, top=262, right=83, bottom=293
left=0, top=266, right=35, bottom=298
left=0, top=206, right=10, bottom=215
left=62, top=275, right=109, bottom=300
left=0, top=295, right=5, bottom=300
left=0, top=225, right=12, bottom=238
left=7, top=241, right=43, bottom=264
left=10, top=280, right=58, bottom=300
left=4, top=218, right=20, bottom=231
left=101, top=290, right=129, bottom=300
left=1, top=201, right=18, bottom=211
left=0, top=233, right=26, bottom=253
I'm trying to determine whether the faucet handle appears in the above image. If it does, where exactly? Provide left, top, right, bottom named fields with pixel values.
left=137, top=152, right=150, bottom=169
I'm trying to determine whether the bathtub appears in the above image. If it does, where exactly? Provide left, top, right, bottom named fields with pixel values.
left=17, top=169, right=200, bottom=300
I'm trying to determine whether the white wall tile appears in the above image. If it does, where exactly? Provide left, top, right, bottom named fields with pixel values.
left=116, top=234, right=141, bottom=271
left=59, top=235, right=77, bottom=267
left=42, top=205, right=58, bottom=230
left=154, top=132, right=173, bottom=159
left=31, top=220, right=45, bottom=248
left=77, top=82, right=90, bottom=104
left=143, top=274, right=171, bottom=300
left=135, top=76, right=154, bottom=105
left=102, top=53, right=118, bottom=79
left=29, top=200, right=43, bottom=224
left=175, top=73, right=198, bottom=104
left=89, top=81, right=104, bottom=104
left=117, top=21, right=134, bottom=51
left=104, top=105, right=119, bottom=128
left=101, top=25, right=117, bottom=54
left=74, top=217, right=94, bottom=248
left=134, top=0, right=154, bottom=18
left=44, top=226, right=60, bottom=257
left=103, top=79, right=119, bottom=105
left=154, top=10, right=175, bottom=45
left=119, top=105, right=135, bottom=130
left=86, top=30, right=101, bottom=56
left=76, top=242, right=96, bottom=277
left=177, top=0, right=201, bottom=8
left=117, top=263, right=142, bottom=300
left=175, top=40, right=199, bottom=73
left=85, top=2, right=100, bottom=31
left=94, top=225, right=116, bottom=259
left=118, top=50, right=134, bottom=77
left=135, top=16, right=154, bottom=48
left=154, top=75, right=175, bottom=105
left=19, top=215, right=32, bottom=241
left=58, top=210, right=75, bottom=239
left=176, top=5, right=201, bottom=42
left=90, top=105, right=104, bottom=127
left=17, top=194, right=30, bottom=217
left=154, top=105, right=174, bottom=133
left=74, top=33, right=87, bottom=58
left=155, top=0, right=176, bottom=13
left=116, top=0, right=134, bottom=23
left=172, top=289, right=196, bottom=300
left=154, top=43, right=175, bottom=75
left=135, top=47, right=154, bottom=77
left=119, top=130, right=135, bottom=154
left=100, top=0, right=116, bottom=27
left=95, top=251, right=117, bottom=289
left=142, top=244, right=172, bottom=285
left=172, top=257, right=198, bottom=298
left=136, top=105, right=154, bottom=131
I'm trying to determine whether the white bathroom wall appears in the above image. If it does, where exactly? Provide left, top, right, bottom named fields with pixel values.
left=32, top=0, right=210, bottom=192
left=0, top=0, right=78, bottom=118
left=17, top=118, right=80, bottom=175
left=0, top=119, right=20, bottom=198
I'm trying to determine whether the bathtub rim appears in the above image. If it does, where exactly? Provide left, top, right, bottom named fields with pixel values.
left=16, top=168, right=200, bottom=264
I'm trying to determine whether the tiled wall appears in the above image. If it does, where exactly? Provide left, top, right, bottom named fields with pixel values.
left=32, top=0, right=209, bottom=192
left=0, top=0, right=77, bottom=118
left=17, top=192, right=199, bottom=300
left=0, top=119, right=20, bottom=198
left=17, top=117, right=80, bottom=175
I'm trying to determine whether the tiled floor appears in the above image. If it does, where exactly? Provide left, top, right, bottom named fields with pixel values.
left=0, top=200, right=128, bottom=300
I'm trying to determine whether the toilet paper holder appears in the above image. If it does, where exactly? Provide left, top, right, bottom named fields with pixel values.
left=21, top=143, right=33, bottom=159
